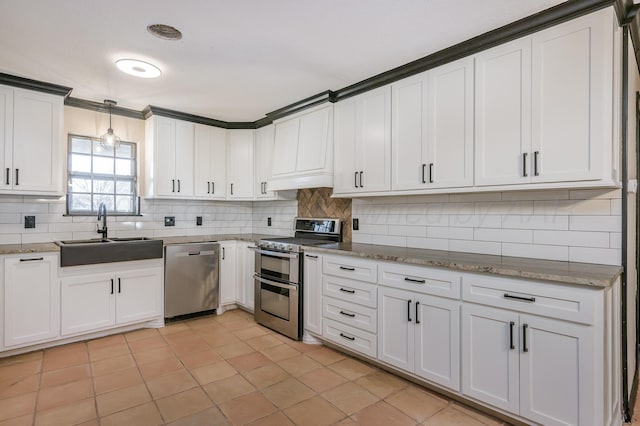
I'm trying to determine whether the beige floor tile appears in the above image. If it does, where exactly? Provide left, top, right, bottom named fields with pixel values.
left=87, top=334, right=126, bottom=351
left=0, top=392, right=37, bottom=421
left=0, top=375, right=39, bottom=400
left=163, top=330, right=201, bottom=346
left=76, top=420, right=99, bottom=426
left=202, top=374, right=256, bottom=404
left=146, top=369, right=198, bottom=399
left=215, top=341, right=255, bottom=359
left=34, top=397, right=96, bottom=426
left=385, top=386, right=448, bottom=423
left=234, top=326, right=268, bottom=340
left=191, top=360, right=237, bottom=385
left=91, top=354, right=136, bottom=377
left=283, top=395, right=347, bottom=426
left=0, top=360, right=42, bottom=382
left=193, top=323, right=226, bottom=337
left=137, top=356, right=183, bottom=380
left=179, top=349, right=223, bottom=370
left=94, top=366, right=143, bottom=395
left=124, top=327, right=160, bottom=342
left=333, top=418, right=358, bottom=426
left=285, top=340, right=323, bottom=354
left=96, top=383, right=151, bottom=417
left=306, top=347, right=346, bottom=366
left=350, top=400, right=416, bottom=426
left=42, top=343, right=88, bottom=372
left=171, top=339, right=212, bottom=357
left=133, top=345, right=175, bottom=365
left=449, top=402, right=505, bottom=426
left=260, top=344, right=300, bottom=362
left=354, top=370, right=408, bottom=398
left=156, top=388, right=214, bottom=423
left=202, top=331, right=241, bottom=348
left=297, top=367, right=348, bottom=393
left=227, top=351, right=271, bottom=372
left=88, top=344, right=130, bottom=362
left=40, top=364, right=91, bottom=389
left=247, top=410, right=295, bottom=426
left=185, top=316, right=217, bottom=330
left=221, top=319, right=255, bottom=331
left=328, top=358, right=374, bottom=381
left=322, top=381, right=379, bottom=415
left=127, top=335, right=168, bottom=353
left=243, top=364, right=290, bottom=389
left=159, top=322, right=191, bottom=335
left=245, top=334, right=282, bottom=351
left=100, top=401, right=163, bottom=426
left=37, top=379, right=93, bottom=412
left=277, top=354, right=322, bottom=376
left=423, top=406, right=487, bottom=425
left=165, top=406, right=229, bottom=426
left=219, top=391, right=277, bottom=425
left=262, top=377, right=316, bottom=409
left=0, top=351, right=42, bottom=368
left=0, top=413, right=33, bottom=426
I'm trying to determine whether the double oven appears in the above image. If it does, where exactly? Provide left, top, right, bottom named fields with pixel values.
left=252, top=218, right=341, bottom=340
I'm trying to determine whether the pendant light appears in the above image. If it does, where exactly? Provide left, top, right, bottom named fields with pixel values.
left=100, top=100, right=121, bottom=150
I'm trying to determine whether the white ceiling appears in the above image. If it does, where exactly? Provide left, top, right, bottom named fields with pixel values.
left=0, top=0, right=565, bottom=122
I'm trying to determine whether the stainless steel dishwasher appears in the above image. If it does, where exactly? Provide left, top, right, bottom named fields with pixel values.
left=164, top=243, right=219, bottom=318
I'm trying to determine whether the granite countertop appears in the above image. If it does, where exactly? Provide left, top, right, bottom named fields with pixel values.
left=303, top=242, right=622, bottom=288
left=0, top=242, right=61, bottom=255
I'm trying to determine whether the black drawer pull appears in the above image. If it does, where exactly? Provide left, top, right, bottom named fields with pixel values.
left=118, top=278, right=121, bottom=293
left=339, top=310, right=355, bottom=318
left=407, top=299, right=412, bottom=322
left=415, top=301, right=420, bottom=324
left=534, top=151, right=540, bottom=176
left=421, top=164, right=426, bottom=184
left=509, top=321, right=515, bottom=350
left=522, top=152, right=528, bottom=177
left=15, top=169, right=18, bottom=186
left=207, top=182, right=210, bottom=194
left=404, top=277, right=426, bottom=284
left=339, top=333, right=355, bottom=341
left=305, top=254, right=318, bottom=259
left=110, top=278, right=114, bottom=295
left=339, top=266, right=355, bottom=271
left=339, top=288, right=355, bottom=294
left=428, top=163, right=434, bottom=183
left=522, top=323, right=529, bottom=352
left=5, top=168, right=8, bottom=185
left=503, top=293, right=536, bottom=303
left=19, top=257, right=43, bottom=262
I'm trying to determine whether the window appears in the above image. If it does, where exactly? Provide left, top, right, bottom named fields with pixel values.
left=67, top=134, right=137, bottom=215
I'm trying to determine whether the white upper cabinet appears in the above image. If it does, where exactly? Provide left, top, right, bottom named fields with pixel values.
left=194, top=124, right=227, bottom=199
left=0, top=86, right=62, bottom=195
left=392, top=58, right=473, bottom=191
left=226, top=130, right=254, bottom=199
left=333, top=85, right=392, bottom=194
left=269, top=104, right=333, bottom=190
left=145, top=116, right=195, bottom=198
left=255, top=125, right=277, bottom=199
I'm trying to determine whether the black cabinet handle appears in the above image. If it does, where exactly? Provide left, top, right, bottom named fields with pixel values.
left=339, top=287, right=355, bottom=294
left=404, top=277, right=426, bottom=284
left=503, top=293, right=536, bottom=303
left=5, top=168, right=9, bottom=185
left=415, top=301, right=420, bottom=324
left=523, top=153, right=528, bottom=177
left=15, top=169, right=18, bottom=186
left=222, top=247, right=225, bottom=260
left=340, top=333, right=355, bottom=341
left=230, top=183, right=234, bottom=195
left=522, top=323, right=529, bottom=352
left=534, top=151, right=540, bottom=176
left=110, top=278, right=114, bottom=295
left=359, top=171, right=363, bottom=188
left=305, top=254, right=318, bottom=259
left=429, top=163, right=434, bottom=183
left=207, top=182, right=210, bottom=194
left=407, top=300, right=412, bottom=322
left=339, top=266, right=355, bottom=271
left=509, top=321, right=515, bottom=350
left=172, top=179, right=175, bottom=192
left=339, top=310, right=355, bottom=318
left=177, top=180, right=181, bottom=192
left=19, top=257, right=43, bottom=262
left=421, top=164, right=426, bottom=184
left=354, top=171, right=358, bottom=188
left=118, top=278, right=121, bottom=293
left=212, top=182, right=215, bottom=194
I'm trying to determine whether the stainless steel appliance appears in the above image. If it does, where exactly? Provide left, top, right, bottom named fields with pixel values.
left=254, top=218, right=341, bottom=340
left=164, top=243, right=220, bottom=318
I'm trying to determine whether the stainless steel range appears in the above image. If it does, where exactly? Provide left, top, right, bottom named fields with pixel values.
left=253, top=218, right=342, bottom=340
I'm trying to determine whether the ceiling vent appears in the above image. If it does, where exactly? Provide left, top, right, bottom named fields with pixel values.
left=147, top=24, right=182, bottom=40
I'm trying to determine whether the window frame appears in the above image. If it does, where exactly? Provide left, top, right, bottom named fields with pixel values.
left=66, top=133, right=139, bottom=216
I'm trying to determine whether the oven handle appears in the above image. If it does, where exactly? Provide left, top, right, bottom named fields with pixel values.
left=248, top=246, right=299, bottom=259
left=254, top=274, right=298, bottom=291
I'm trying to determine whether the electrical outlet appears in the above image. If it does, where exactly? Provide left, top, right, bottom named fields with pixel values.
left=353, top=218, right=359, bottom=231
left=24, top=216, right=36, bottom=229
left=267, top=217, right=272, bottom=226
left=164, top=216, right=175, bottom=227
left=196, top=216, right=203, bottom=226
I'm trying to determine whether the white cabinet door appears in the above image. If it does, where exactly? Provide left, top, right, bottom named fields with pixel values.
left=210, top=127, right=227, bottom=199
left=174, top=120, right=194, bottom=197
left=475, top=38, right=532, bottom=186
left=115, top=267, right=163, bottom=325
left=427, top=57, right=473, bottom=189
left=462, top=304, right=519, bottom=415
left=377, top=286, right=414, bottom=372
left=531, top=10, right=610, bottom=183
left=255, top=125, right=276, bottom=199
left=195, top=125, right=227, bottom=199
left=0, top=87, right=13, bottom=192
left=154, top=117, right=178, bottom=197
left=303, top=253, right=323, bottom=336
left=519, top=314, right=593, bottom=426
left=219, top=241, right=237, bottom=305
left=227, top=130, right=254, bottom=199
left=272, top=119, right=299, bottom=176
left=357, top=85, right=391, bottom=193
left=333, top=100, right=358, bottom=194
left=4, top=255, right=58, bottom=347
left=296, top=107, right=332, bottom=173
left=414, top=294, right=460, bottom=391
left=61, top=272, right=115, bottom=336
left=237, top=242, right=255, bottom=311
left=12, top=89, right=62, bottom=193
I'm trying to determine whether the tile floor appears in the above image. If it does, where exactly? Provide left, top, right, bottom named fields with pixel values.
left=0, top=309, right=512, bottom=425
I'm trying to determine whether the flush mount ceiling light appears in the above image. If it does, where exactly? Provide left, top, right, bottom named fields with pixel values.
left=147, top=24, right=183, bottom=41
left=100, top=100, right=121, bottom=150
left=115, top=59, right=161, bottom=78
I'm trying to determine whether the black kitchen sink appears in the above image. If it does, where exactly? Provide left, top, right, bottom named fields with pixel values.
left=56, top=237, right=163, bottom=267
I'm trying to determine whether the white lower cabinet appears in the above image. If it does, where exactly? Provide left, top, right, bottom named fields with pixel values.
left=236, top=242, right=255, bottom=311
left=60, top=263, right=163, bottom=337
left=303, top=253, right=323, bottom=336
left=219, top=241, right=237, bottom=306
left=4, top=254, right=59, bottom=348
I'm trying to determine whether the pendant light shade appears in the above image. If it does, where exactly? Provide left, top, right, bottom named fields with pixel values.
left=100, top=100, right=121, bottom=150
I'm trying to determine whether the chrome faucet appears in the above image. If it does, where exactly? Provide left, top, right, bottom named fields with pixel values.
left=97, top=203, right=108, bottom=239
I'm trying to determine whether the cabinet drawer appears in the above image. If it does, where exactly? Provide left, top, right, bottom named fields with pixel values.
left=378, top=262, right=461, bottom=299
left=323, top=275, right=377, bottom=308
left=323, top=296, right=377, bottom=333
left=462, top=273, right=595, bottom=324
left=323, top=255, right=377, bottom=282
left=323, top=318, right=377, bottom=358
